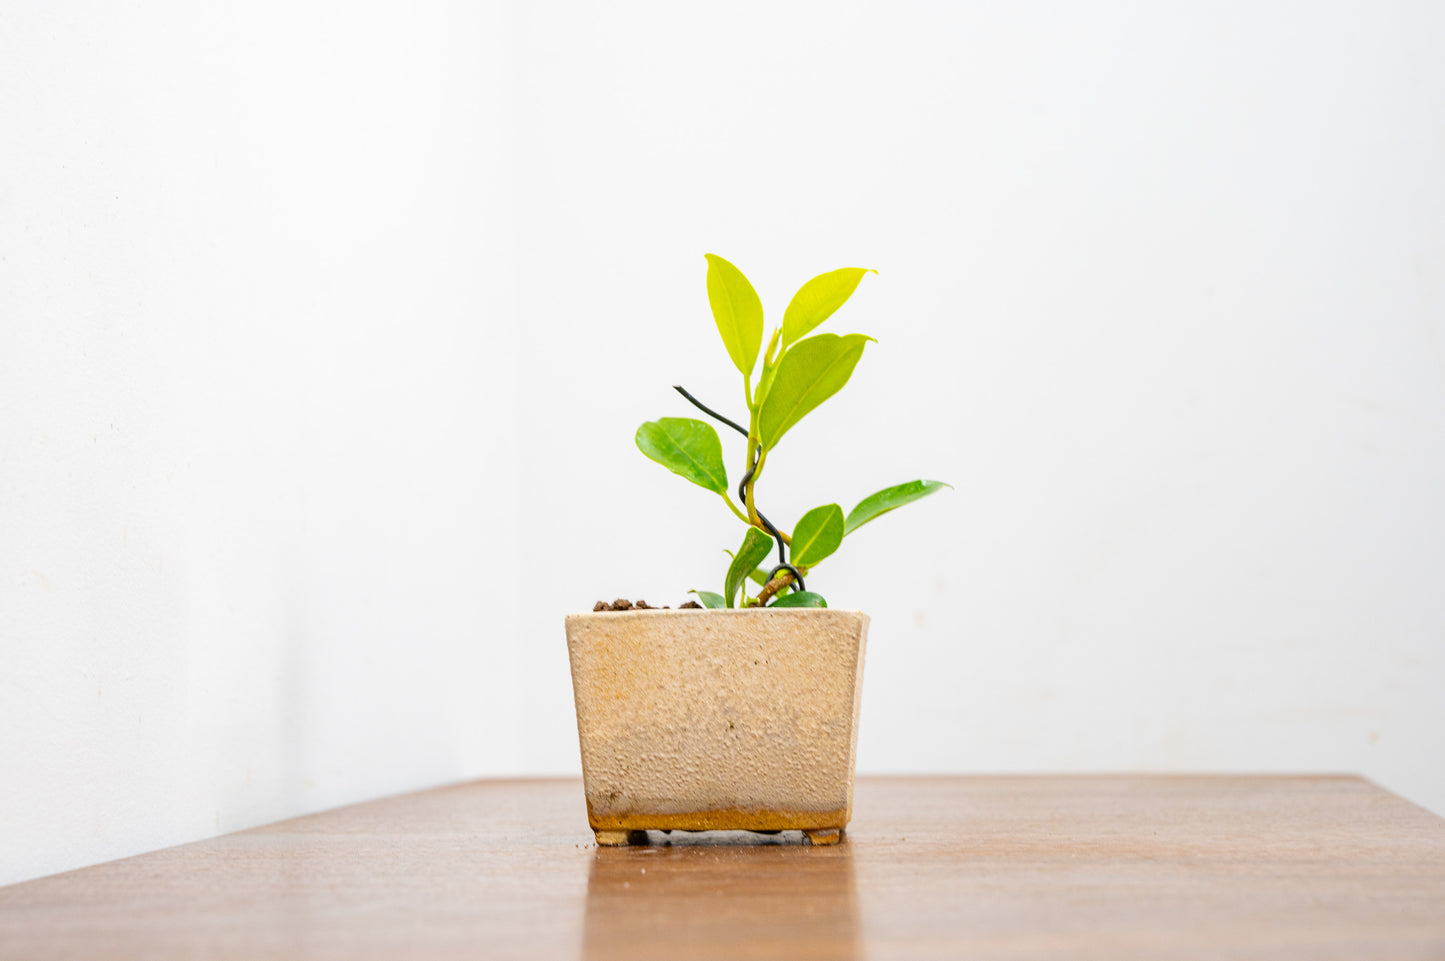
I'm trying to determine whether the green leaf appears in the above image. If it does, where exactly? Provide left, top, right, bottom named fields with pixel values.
left=635, top=418, right=729, bottom=494
left=725, top=527, right=774, bottom=608
left=782, top=268, right=875, bottom=348
left=758, top=333, right=873, bottom=450
left=769, top=591, right=828, bottom=608
left=704, top=254, right=764, bottom=378
left=789, top=504, right=844, bottom=568
left=689, top=590, right=725, bottom=609
left=722, top=554, right=770, bottom=587
left=844, top=479, right=952, bottom=535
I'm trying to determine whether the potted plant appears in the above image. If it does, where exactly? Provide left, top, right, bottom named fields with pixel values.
left=566, top=254, right=948, bottom=845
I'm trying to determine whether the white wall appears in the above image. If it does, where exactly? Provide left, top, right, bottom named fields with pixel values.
left=507, top=0, right=1445, bottom=800
left=3, top=0, right=1443, bottom=886
left=1, top=1, right=523, bottom=885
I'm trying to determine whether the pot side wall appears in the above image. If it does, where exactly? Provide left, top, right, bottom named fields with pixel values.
left=565, top=609, right=868, bottom=832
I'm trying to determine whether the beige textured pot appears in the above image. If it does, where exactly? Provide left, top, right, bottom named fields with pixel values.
left=565, top=607, right=868, bottom=846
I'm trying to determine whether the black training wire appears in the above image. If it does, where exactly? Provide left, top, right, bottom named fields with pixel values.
left=766, top=563, right=805, bottom=594
left=672, top=385, right=748, bottom=438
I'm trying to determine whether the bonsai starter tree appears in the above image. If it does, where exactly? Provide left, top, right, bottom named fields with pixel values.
left=634, top=254, right=948, bottom=610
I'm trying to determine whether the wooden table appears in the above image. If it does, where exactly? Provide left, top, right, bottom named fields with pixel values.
left=3, top=776, right=1443, bottom=959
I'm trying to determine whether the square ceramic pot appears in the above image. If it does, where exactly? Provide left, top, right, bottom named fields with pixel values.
left=565, top=607, right=869, bottom=845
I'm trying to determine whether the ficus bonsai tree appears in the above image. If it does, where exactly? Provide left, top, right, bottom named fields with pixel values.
left=635, top=254, right=948, bottom=610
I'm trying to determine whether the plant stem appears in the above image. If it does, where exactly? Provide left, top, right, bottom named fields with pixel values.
left=755, top=571, right=794, bottom=606
left=739, top=372, right=792, bottom=548
left=744, top=446, right=768, bottom=526
left=743, top=438, right=761, bottom=527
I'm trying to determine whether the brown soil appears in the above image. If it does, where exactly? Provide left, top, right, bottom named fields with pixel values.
left=593, top=599, right=676, bottom=612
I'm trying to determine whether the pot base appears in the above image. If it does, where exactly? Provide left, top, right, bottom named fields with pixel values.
left=588, top=803, right=847, bottom=834
left=593, top=829, right=649, bottom=846
left=592, top=827, right=845, bottom=846
left=804, top=828, right=842, bottom=846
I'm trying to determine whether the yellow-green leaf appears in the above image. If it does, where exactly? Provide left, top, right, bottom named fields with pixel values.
left=789, top=504, right=844, bottom=568
left=758, top=333, right=872, bottom=450
left=635, top=418, right=728, bottom=495
left=754, top=360, right=779, bottom=411
left=704, top=253, right=764, bottom=378
left=781, top=267, right=875, bottom=348
left=754, top=328, right=783, bottom=409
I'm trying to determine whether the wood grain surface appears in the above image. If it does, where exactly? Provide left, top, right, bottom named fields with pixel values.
left=2, top=776, right=1443, bottom=960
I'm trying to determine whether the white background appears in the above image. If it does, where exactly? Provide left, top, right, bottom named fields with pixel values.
left=3, top=0, right=1442, bottom=886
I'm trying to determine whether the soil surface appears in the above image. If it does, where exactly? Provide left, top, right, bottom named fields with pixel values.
left=593, top=599, right=697, bottom=611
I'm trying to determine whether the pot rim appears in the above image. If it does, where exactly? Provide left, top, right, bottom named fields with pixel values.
left=567, top=607, right=867, bottom=620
